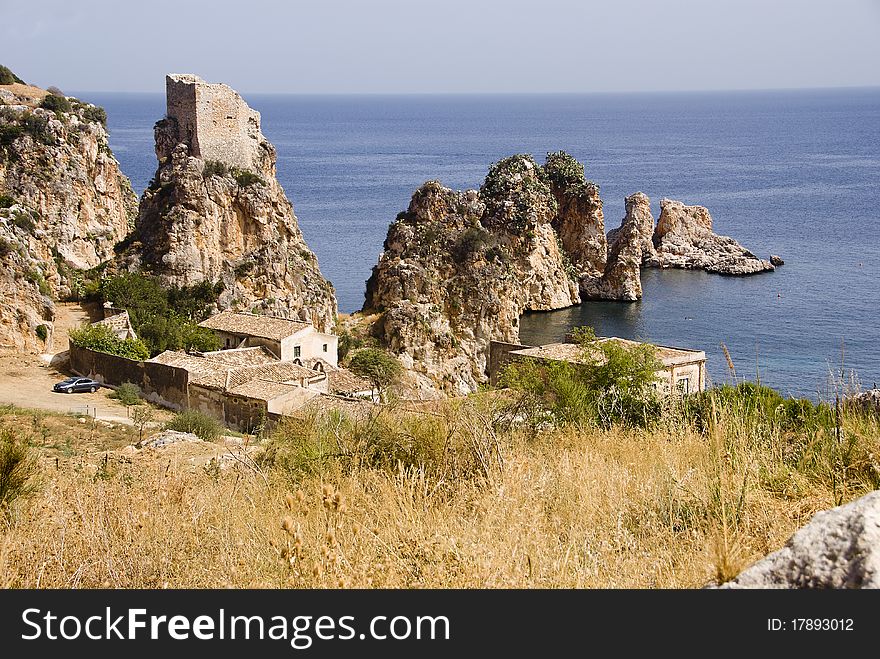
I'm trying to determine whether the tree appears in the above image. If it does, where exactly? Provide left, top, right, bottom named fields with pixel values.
left=500, top=326, right=663, bottom=428
left=347, top=348, right=402, bottom=398
left=131, top=406, right=155, bottom=445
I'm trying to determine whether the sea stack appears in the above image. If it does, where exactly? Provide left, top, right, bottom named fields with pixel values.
left=126, top=74, right=337, bottom=331
left=365, top=155, right=581, bottom=394
left=650, top=198, right=774, bottom=275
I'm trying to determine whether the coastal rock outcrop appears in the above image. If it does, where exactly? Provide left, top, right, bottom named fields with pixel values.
left=717, top=491, right=880, bottom=588
left=365, top=155, right=580, bottom=394
left=125, top=74, right=337, bottom=332
left=0, top=74, right=137, bottom=351
left=650, top=198, right=774, bottom=275
left=582, top=192, right=654, bottom=301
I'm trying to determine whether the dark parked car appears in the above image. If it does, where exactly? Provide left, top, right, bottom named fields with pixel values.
left=53, top=377, right=101, bottom=394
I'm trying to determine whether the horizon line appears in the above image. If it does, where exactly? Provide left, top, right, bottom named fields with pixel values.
left=67, top=83, right=880, bottom=96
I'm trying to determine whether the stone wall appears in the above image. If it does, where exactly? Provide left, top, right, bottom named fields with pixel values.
left=69, top=345, right=189, bottom=410
left=165, top=74, right=263, bottom=172
left=488, top=340, right=533, bottom=387
left=189, top=384, right=267, bottom=432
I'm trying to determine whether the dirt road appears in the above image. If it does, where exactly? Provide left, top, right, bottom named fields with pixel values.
left=0, top=352, right=171, bottom=425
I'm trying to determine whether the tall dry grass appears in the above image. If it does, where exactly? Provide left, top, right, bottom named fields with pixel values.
left=0, top=392, right=877, bottom=588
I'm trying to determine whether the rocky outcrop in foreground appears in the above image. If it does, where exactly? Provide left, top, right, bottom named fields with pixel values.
left=365, top=155, right=580, bottom=394
left=717, top=492, right=880, bottom=588
left=650, top=198, right=774, bottom=275
left=0, top=75, right=137, bottom=351
left=125, top=74, right=337, bottom=332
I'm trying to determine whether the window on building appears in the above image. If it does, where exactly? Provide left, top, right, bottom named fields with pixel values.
left=294, top=346, right=301, bottom=358
left=322, top=343, right=328, bottom=353
left=676, top=377, right=690, bottom=394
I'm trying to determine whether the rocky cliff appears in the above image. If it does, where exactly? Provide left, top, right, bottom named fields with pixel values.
left=365, top=155, right=580, bottom=394
left=125, top=74, right=337, bottom=333
left=650, top=198, right=774, bottom=275
left=0, top=75, right=137, bottom=351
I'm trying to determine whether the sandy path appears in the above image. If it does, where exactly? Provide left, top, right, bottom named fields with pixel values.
left=0, top=352, right=172, bottom=425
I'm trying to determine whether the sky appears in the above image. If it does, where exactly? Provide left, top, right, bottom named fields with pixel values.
left=2, top=0, right=880, bottom=94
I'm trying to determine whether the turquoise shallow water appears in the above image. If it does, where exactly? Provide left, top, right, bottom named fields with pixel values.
left=76, top=89, right=880, bottom=398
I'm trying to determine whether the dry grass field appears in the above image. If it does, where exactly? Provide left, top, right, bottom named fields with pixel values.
left=0, top=389, right=877, bottom=589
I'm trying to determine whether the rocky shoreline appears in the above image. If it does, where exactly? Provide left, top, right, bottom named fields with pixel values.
left=364, top=153, right=779, bottom=393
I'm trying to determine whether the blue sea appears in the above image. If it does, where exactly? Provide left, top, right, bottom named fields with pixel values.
left=75, top=89, right=880, bottom=398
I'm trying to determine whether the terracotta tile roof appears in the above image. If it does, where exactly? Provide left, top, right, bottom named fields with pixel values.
left=226, top=379, right=301, bottom=402
left=327, top=368, right=373, bottom=395
left=198, top=311, right=311, bottom=341
left=510, top=338, right=705, bottom=367
left=148, top=351, right=231, bottom=386
left=228, top=362, right=323, bottom=387
left=291, top=394, right=380, bottom=420
left=151, top=350, right=326, bottom=395
left=197, top=346, right=277, bottom=367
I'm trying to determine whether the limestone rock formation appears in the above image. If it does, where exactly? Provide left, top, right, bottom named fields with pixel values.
left=544, top=151, right=607, bottom=279
left=583, top=192, right=654, bottom=301
left=126, top=74, right=336, bottom=332
left=651, top=198, right=774, bottom=275
left=718, top=491, right=880, bottom=588
left=365, top=155, right=580, bottom=394
left=0, top=76, right=137, bottom=351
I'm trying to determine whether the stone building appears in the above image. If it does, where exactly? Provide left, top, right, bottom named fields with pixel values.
left=491, top=337, right=706, bottom=395
left=94, top=307, right=137, bottom=340
left=165, top=73, right=265, bottom=172
left=198, top=311, right=338, bottom=366
left=149, top=348, right=328, bottom=431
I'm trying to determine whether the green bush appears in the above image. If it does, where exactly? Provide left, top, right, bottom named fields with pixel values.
left=40, top=94, right=71, bottom=114
left=0, top=238, right=14, bottom=258
left=111, top=382, right=142, bottom=406
left=0, top=194, right=14, bottom=208
left=337, top=329, right=363, bottom=361
left=35, top=324, right=48, bottom=342
left=99, top=273, right=222, bottom=356
left=165, top=410, right=222, bottom=442
left=0, top=428, right=39, bottom=514
left=543, top=151, right=599, bottom=197
left=0, top=123, right=24, bottom=147
left=261, top=400, right=500, bottom=482
left=81, top=104, right=107, bottom=126
left=479, top=154, right=556, bottom=233
left=232, top=168, right=264, bottom=188
left=20, top=113, right=54, bottom=145
left=202, top=160, right=229, bottom=179
left=500, top=326, right=663, bottom=429
left=12, top=210, right=35, bottom=232
left=453, top=224, right=491, bottom=262
left=24, top=269, right=51, bottom=296
left=0, top=65, right=24, bottom=85
left=69, top=323, right=150, bottom=361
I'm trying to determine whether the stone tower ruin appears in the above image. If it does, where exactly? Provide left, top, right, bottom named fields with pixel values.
left=165, top=73, right=264, bottom=172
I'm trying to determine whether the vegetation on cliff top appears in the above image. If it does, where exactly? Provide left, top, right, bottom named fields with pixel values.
left=0, top=65, right=25, bottom=85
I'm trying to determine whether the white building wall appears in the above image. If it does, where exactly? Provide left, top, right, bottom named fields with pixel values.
left=281, top=328, right=338, bottom=366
